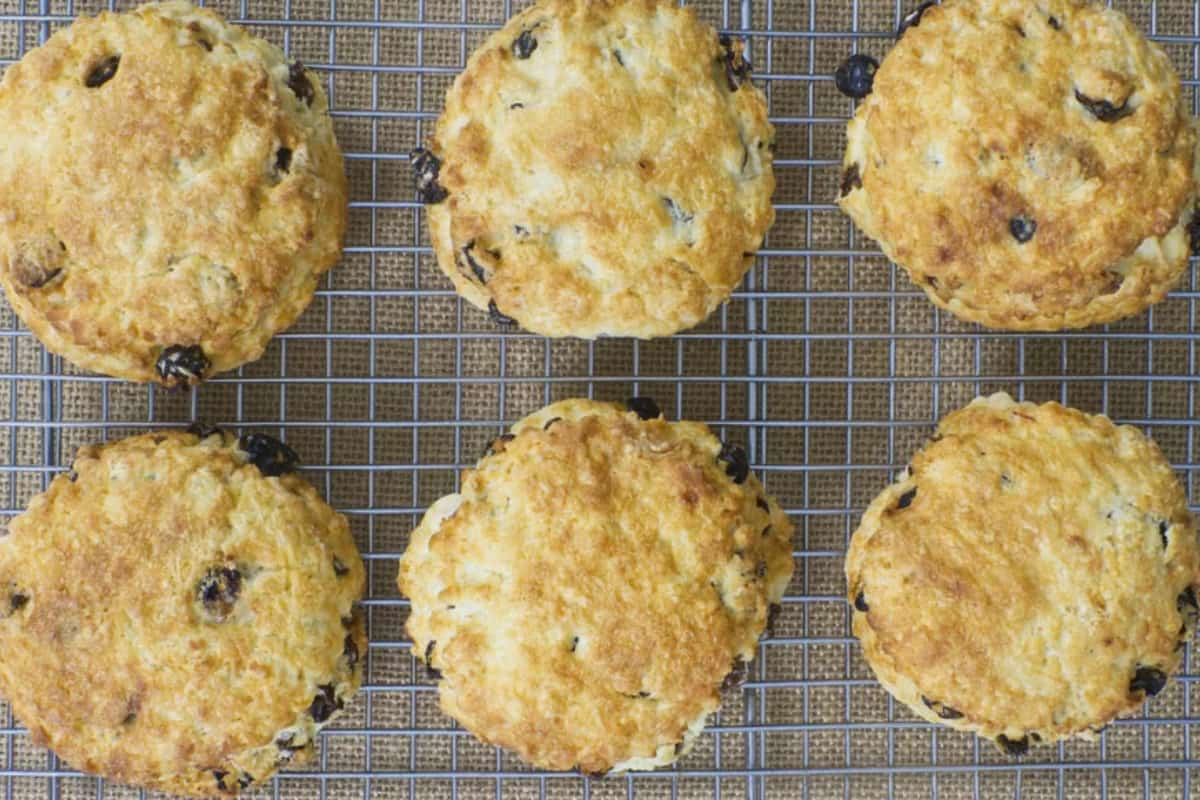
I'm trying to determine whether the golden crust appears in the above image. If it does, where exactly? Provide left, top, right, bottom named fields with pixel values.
left=846, top=394, right=1200, bottom=751
left=838, top=0, right=1196, bottom=330
left=424, top=0, right=775, bottom=338
left=0, top=1, right=347, bottom=385
left=0, top=430, right=365, bottom=796
left=397, top=399, right=795, bottom=772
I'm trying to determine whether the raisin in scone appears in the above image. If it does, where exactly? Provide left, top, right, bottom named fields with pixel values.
left=414, top=0, right=775, bottom=338
left=0, top=429, right=364, bottom=796
left=838, top=0, right=1196, bottom=330
left=847, top=394, right=1200, bottom=754
left=397, top=398, right=795, bottom=772
left=0, top=1, right=347, bottom=385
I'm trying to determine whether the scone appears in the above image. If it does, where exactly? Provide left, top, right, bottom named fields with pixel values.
left=0, top=429, right=365, bottom=796
left=846, top=393, right=1200, bottom=754
left=412, top=0, right=775, bottom=338
left=397, top=398, right=794, bottom=772
left=0, top=1, right=347, bottom=386
left=838, top=0, right=1196, bottom=330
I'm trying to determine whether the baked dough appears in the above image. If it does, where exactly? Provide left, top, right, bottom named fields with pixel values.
left=0, top=1, right=347, bottom=385
left=0, top=429, right=365, bottom=795
left=847, top=394, right=1200, bottom=753
left=398, top=398, right=795, bottom=772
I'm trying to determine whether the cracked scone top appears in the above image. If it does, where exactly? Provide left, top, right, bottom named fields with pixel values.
left=397, top=399, right=795, bottom=772
left=416, top=0, right=775, bottom=338
left=0, top=1, right=347, bottom=385
left=0, top=430, right=365, bottom=796
left=846, top=394, right=1200, bottom=753
left=838, top=0, right=1196, bottom=330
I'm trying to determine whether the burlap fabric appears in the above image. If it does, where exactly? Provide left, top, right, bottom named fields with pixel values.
left=0, top=0, right=1197, bottom=797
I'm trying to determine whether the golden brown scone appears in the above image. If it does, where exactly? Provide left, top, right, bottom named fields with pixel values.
left=0, top=1, right=347, bottom=385
left=415, top=0, right=775, bottom=338
left=397, top=398, right=794, bottom=773
left=846, top=393, right=1200, bottom=754
left=0, top=429, right=365, bottom=796
left=838, top=0, right=1196, bottom=330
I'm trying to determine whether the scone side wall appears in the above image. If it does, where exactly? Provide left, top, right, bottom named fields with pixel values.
left=846, top=394, right=1200, bottom=750
left=837, top=0, right=1196, bottom=330
left=0, top=430, right=365, bottom=796
left=422, top=0, right=775, bottom=338
left=398, top=399, right=795, bottom=773
left=0, top=1, right=348, bottom=385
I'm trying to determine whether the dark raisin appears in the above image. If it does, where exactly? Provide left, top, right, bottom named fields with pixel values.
left=543, top=417, right=562, bottom=431
left=343, top=633, right=359, bottom=669
left=483, top=432, right=515, bottom=458
left=6, top=593, right=28, bottom=617
left=663, top=197, right=694, bottom=224
left=509, top=102, right=525, bottom=110
left=239, top=433, right=299, bottom=477
left=834, top=54, right=878, bottom=99
left=212, top=770, right=233, bottom=793
left=921, top=695, right=964, bottom=720
left=460, top=241, right=490, bottom=284
left=765, top=602, right=782, bottom=637
left=854, top=592, right=869, bottom=613
left=512, top=29, right=538, bottom=59
left=840, top=163, right=863, bottom=197
left=626, top=397, right=662, bottom=421
left=1009, top=216, right=1037, bottom=244
left=11, top=253, right=61, bottom=289
left=197, top=567, right=241, bottom=621
left=1048, top=15, right=1061, bottom=30
left=898, top=1, right=939, bottom=37
left=514, top=224, right=530, bottom=237
left=287, top=61, right=315, bottom=106
left=333, top=556, right=349, bottom=577
left=410, top=148, right=449, bottom=204
left=238, top=774, right=253, bottom=790
left=721, top=658, right=749, bottom=691
left=997, top=735, right=1029, bottom=756
left=308, top=684, right=342, bottom=723
left=718, top=443, right=749, bottom=484
left=896, top=488, right=917, bottom=509
left=186, top=422, right=222, bottom=439
left=1189, top=209, right=1200, bottom=256
left=1130, top=666, right=1167, bottom=697
left=155, top=344, right=210, bottom=384
left=423, top=640, right=443, bottom=679
left=613, top=50, right=624, bottom=66
left=85, top=55, right=120, bottom=88
left=1160, top=520, right=1170, bottom=548
left=570, top=636, right=579, bottom=652
left=488, top=300, right=517, bottom=327
left=1178, top=587, right=1198, bottom=615
left=1074, top=90, right=1132, bottom=123
left=718, top=34, right=752, bottom=90
left=276, top=732, right=301, bottom=751
left=756, top=496, right=770, bottom=512
left=275, top=147, right=292, bottom=173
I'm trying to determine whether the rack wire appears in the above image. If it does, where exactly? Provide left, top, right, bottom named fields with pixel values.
left=0, top=0, right=1198, bottom=798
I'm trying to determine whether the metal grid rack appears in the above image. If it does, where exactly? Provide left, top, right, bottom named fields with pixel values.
left=0, top=0, right=1198, bottom=798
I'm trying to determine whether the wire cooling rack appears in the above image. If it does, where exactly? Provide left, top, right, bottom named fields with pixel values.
left=1, top=0, right=1199, bottom=798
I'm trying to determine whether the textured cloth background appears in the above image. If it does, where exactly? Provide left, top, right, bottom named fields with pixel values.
left=0, top=0, right=1198, bottom=798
